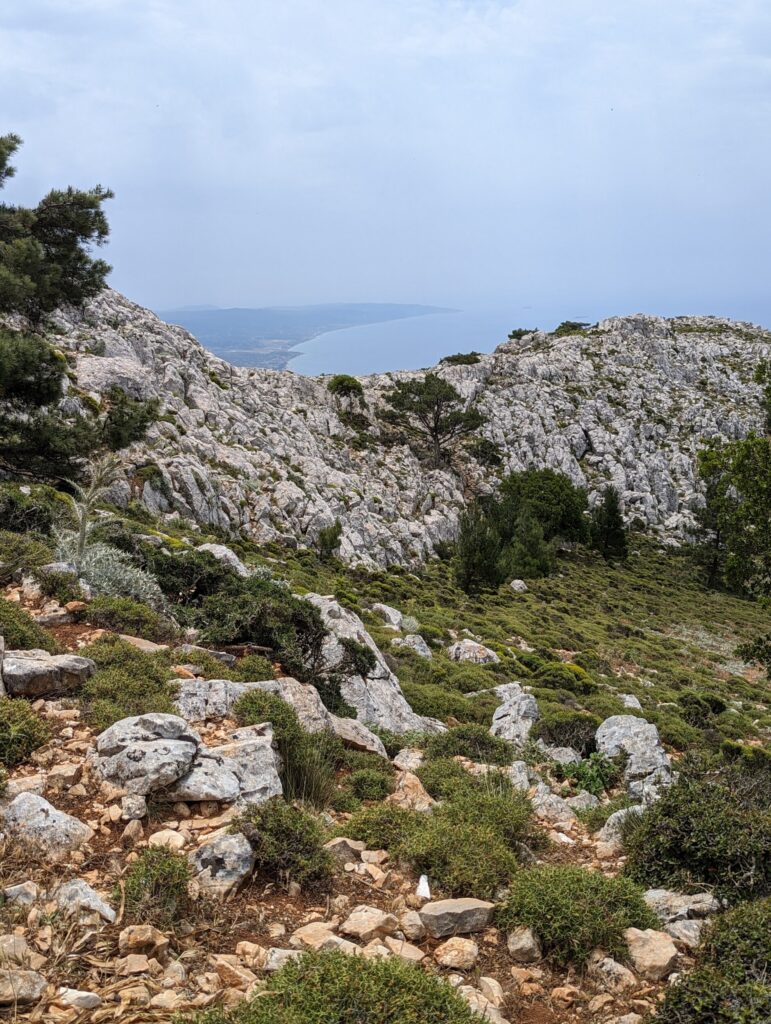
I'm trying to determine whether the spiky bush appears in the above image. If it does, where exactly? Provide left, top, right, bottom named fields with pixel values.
left=0, top=698, right=50, bottom=769
left=121, top=847, right=191, bottom=925
left=0, top=600, right=57, bottom=652
left=56, top=534, right=164, bottom=606
left=232, top=799, right=332, bottom=887
left=424, top=724, right=514, bottom=766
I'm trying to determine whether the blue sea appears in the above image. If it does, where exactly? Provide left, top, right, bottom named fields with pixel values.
left=289, top=308, right=519, bottom=376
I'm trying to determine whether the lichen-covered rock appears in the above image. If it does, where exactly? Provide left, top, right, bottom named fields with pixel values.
left=623, top=927, right=679, bottom=980
left=189, top=833, right=255, bottom=896
left=1, top=794, right=93, bottom=862
left=595, top=716, right=672, bottom=800
left=205, top=724, right=283, bottom=805
left=94, top=714, right=200, bottom=795
left=490, top=684, right=539, bottom=745
left=447, top=639, right=499, bottom=664
left=419, top=898, right=495, bottom=938
left=391, top=634, right=432, bottom=659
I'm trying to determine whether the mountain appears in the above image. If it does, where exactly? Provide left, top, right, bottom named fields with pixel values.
left=48, top=290, right=768, bottom=566
left=156, top=302, right=455, bottom=369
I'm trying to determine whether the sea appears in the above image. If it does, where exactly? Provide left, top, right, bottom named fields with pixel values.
left=289, top=308, right=520, bottom=376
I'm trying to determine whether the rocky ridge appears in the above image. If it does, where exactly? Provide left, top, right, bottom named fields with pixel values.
left=41, top=290, right=769, bottom=565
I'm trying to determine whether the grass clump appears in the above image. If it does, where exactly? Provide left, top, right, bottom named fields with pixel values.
left=187, top=949, right=481, bottom=1024
left=497, top=865, right=657, bottom=966
left=425, top=724, right=514, bottom=766
left=0, top=600, right=57, bottom=652
left=0, top=697, right=50, bottom=769
left=622, top=758, right=771, bottom=900
left=347, top=768, right=394, bottom=801
left=232, top=798, right=332, bottom=888
left=80, top=595, right=177, bottom=641
left=78, top=636, right=178, bottom=731
left=121, top=847, right=190, bottom=925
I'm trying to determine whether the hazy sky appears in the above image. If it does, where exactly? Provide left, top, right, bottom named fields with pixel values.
left=2, top=1, right=771, bottom=324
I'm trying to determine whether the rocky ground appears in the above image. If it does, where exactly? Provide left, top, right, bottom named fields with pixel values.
left=33, top=291, right=770, bottom=565
left=0, top=582, right=729, bottom=1023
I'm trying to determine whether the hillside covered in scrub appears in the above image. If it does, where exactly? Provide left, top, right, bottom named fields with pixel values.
left=0, top=133, right=769, bottom=1024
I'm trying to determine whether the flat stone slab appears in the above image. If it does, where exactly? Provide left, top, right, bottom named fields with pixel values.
left=419, top=898, right=495, bottom=938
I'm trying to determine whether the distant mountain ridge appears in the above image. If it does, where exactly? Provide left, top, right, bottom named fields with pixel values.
left=156, top=302, right=455, bottom=369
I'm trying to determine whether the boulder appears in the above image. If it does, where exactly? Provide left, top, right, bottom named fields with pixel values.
left=447, top=639, right=500, bottom=664
left=386, top=772, right=436, bottom=812
left=371, top=603, right=403, bottom=629
left=94, top=714, right=200, bottom=795
left=597, top=804, right=644, bottom=844
left=566, top=790, right=600, bottom=811
left=643, top=888, right=720, bottom=923
left=530, top=783, right=577, bottom=825
left=305, top=594, right=443, bottom=734
left=57, top=988, right=102, bottom=1010
left=163, top=751, right=242, bottom=803
left=1, top=650, right=95, bottom=698
left=510, top=579, right=528, bottom=593
left=324, top=837, right=365, bottom=864
left=665, top=920, right=705, bottom=949
left=434, top=936, right=478, bottom=970
left=1, top=794, right=93, bottom=862
left=419, top=898, right=495, bottom=938
left=289, top=923, right=338, bottom=951
left=506, top=927, right=541, bottom=963
left=623, top=927, right=679, bottom=980
left=489, top=684, right=539, bottom=745
left=330, top=715, right=388, bottom=758
left=340, top=905, right=398, bottom=942
left=189, top=832, right=255, bottom=897
left=393, top=748, right=424, bottom=772
left=588, top=955, right=638, bottom=993
left=504, top=761, right=531, bottom=791
left=595, top=716, right=672, bottom=799
left=206, top=724, right=283, bottom=805
left=263, top=948, right=303, bottom=972
left=196, top=543, right=250, bottom=577
left=391, top=634, right=432, bottom=659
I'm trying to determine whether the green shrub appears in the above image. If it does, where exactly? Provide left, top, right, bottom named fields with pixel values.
left=654, top=968, right=770, bottom=1024
left=0, top=483, right=65, bottom=535
left=0, top=765, right=6, bottom=795
left=0, top=697, right=50, bottom=768
left=416, top=757, right=477, bottom=800
left=371, top=728, right=432, bottom=759
left=0, top=600, right=57, bottom=652
left=554, top=753, right=623, bottom=797
left=328, top=789, right=361, bottom=813
left=0, top=530, right=52, bottom=585
left=650, top=710, right=703, bottom=750
left=233, top=798, right=332, bottom=887
left=78, top=636, right=178, bottom=732
left=532, top=707, right=600, bottom=756
left=230, top=654, right=274, bottom=682
left=121, top=847, right=190, bottom=925
left=317, top=520, right=343, bottom=561
left=81, top=595, right=177, bottom=641
left=343, top=804, right=421, bottom=851
left=438, top=785, right=537, bottom=853
left=341, top=749, right=394, bottom=776
left=399, top=816, right=517, bottom=899
left=35, top=567, right=82, bottom=604
left=440, top=352, right=481, bottom=366
left=576, top=794, right=633, bottom=833
left=147, top=548, right=240, bottom=606
left=232, top=690, right=303, bottom=749
left=700, top=898, right=770, bottom=984
left=425, top=724, right=514, bottom=766
left=622, top=760, right=771, bottom=900
left=347, top=768, right=394, bottom=801
left=186, top=949, right=481, bottom=1024
left=497, top=866, right=657, bottom=966
left=400, top=682, right=483, bottom=724
left=327, top=374, right=364, bottom=401
left=534, top=663, right=595, bottom=695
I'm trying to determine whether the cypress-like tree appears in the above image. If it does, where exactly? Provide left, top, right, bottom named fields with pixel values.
left=590, top=485, right=628, bottom=560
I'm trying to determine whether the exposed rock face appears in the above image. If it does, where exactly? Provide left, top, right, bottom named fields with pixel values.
left=447, top=639, right=500, bottom=664
left=94, top=714, right=201, bottom=795
left=489, top=683, right=539, bottom=745
left=595, top=715, right=672, bottom=801
left=306, top=594, right=443, bottom=734
left=0, top=651, right=95, bottom=698
left=40, top=291, right=769, bottom=566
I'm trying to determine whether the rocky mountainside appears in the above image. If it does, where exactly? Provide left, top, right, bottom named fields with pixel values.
left=47, top=290, right=769, bottom=564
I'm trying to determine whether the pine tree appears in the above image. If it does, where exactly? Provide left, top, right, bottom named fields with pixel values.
left=590, top=485, right=628, bottom=560
left=505, top=507, right=556, bottom=578
left=454, top=501, right=504, bottom=593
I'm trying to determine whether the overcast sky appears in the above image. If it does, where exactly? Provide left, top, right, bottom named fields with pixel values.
left=2, top=0, right=771, bottom=324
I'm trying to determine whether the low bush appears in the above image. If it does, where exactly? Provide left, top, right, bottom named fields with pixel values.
left=576, top=794, right=633, bottom=833
left=531, top=707, right=600, bottom=756
left=229, top=654, right=274, bottom=682
left=437, top=785, right=538, bottom=853
left=145, top=547, right=239, bottom=606
left=0, top=697, right=50, bottom=768
left=0, top=483, right=65, bottom=536
left=121, top=847, right=190, bottom=925
left=399, top=816, right=517, bottom=899
left=347, top=768, right=394, bottom=801
left=343, top=804, right=421, bottom=851
left=57, top=537, right=164, bottom=607
left=425, top=724, right=514, bottom=766
left=328, top=789, right=361, bottom=813
left=78, top=636, right=178, bottom=732
left=187, top=949, right=481, bottom=1024
left=0, top=600, right=57, bottom=652
left=232, top=691, right=303, bottom=750
left=554, top=753, right=623, bottom=797
left=0, top=530, right=52, bottom=585
left=534, top=663, right=595, bottom=695
left=0, top=765, right=6, bottom=794
left=497, top=865, right=657, bottom=966
left=81, top=596, right=178, bottom=641
left=622, top=759, right=771, bottom=900
left=656, top=898, right=771, bottom=1024
left=416, top=757, right=477, bottom=800
left=35, top=567, right=82, bottom=604
left=233, top=798, right=332, bottom=887
left=400, top=682, right=484, bottom=724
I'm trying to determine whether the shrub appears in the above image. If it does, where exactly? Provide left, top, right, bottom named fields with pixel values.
left=347, top=768, right=394, bottom=801
left=78, top=636, right=178, bottom=732
left=532, top=708, right=600, bottom=756
left=317, top=520, right=343, bottom=561
left=497, top=866, right=657, bottom=966
left=425, top=724, right=514, bottom=766
left=0, top=765, right=6, bottom=794
left=0, top=697, right=50, bottom=768
left=700, top=898, right=771, bottom=984
left=232, top=690, right=303, bottom=748
left=622, top=760, right=771, bottom=900
left=186, top=949, right=481, bottom=1024
left=0, top=483, right=65, bottom=535
left=343, top=804, right=421, bottom=851
left=0, top=530, right=52, bottom=584
left=416, top=757, right=477, bottom=800
left=35, top=567, right=82, bottom=604
left=229, top=654, right=274, bottom=682
left=554, top=753, right=623, bottom=797
left=282, top=732, right=342, bottom=810
left=328, top=789, right=361, bottom=813
left=81, top=596, right=177, bottom=641
left=534, top=663, right=595, bottom=695
left=0, top=600, right=57, bottom=652
left=57, top=536, right=164, bottom=607
left=654, top=968, right=770, bottom=1024
left=147, top=548, right=239, bottom=605
left=438, top=785, right=537, bottom=853
left=121, top=847, right=191, bottom=925
left=399, top=816, right=517, bottom=899
left=576, top=794, right=633, bottom=833
left=233, top=798, right=332, bottom=887
left=440, top=352, right=481, bottom=365
left=400, top=682, right=483, bottom=724
left=327, top=374, right=364, bottom=402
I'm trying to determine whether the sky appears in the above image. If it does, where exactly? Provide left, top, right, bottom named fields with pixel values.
left=2, top=0, right=771, bottom=325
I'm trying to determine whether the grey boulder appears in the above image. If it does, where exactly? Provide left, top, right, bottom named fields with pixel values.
left=419, top=898, right=495, bottom=938
left=1, top=651, right=95, bottom=698
left=490, top=684, right=539, bottom=745
left=1, top=793, right=93, bottom=862
left=95, top=713, right=201, bottom=795
left=189, top=832, right=255, bottom=896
